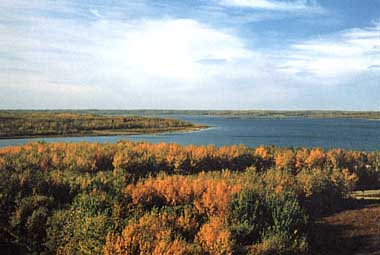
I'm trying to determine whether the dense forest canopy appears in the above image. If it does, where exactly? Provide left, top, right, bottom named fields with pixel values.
left=1, top=141, right=379, bottom=254
left=0, top=111, right=204, bottom=138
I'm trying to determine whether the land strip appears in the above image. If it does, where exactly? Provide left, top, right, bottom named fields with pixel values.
left=0, top=111, right=206, bottom=139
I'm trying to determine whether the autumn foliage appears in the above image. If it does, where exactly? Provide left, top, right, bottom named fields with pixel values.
left=0, top=141, right=378, bottom=254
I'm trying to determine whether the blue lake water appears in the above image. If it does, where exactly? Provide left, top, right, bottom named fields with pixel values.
left=1, top=116, right=380, bottom=151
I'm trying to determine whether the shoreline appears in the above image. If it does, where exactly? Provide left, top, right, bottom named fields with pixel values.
left=0, top=125, right=209, bottom=140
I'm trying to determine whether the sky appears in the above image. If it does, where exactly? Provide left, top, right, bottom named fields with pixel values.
left=1, top=0, right=380, bottom=110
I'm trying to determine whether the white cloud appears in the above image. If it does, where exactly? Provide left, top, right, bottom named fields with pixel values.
left=0, top=0, right=273, bottom=108
left=103, top=18, right=254, bottom=81
left=219, top=0, right=323, bottom=12
left=278, top=23, right=380, bottom=79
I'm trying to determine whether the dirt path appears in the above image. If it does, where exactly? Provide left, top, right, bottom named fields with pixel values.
left=312, top=201, right=380, bottom=255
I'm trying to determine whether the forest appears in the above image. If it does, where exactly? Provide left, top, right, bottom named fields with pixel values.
left=43, top=109, right=380, bottom=120
left=4, top=109, right=380, bottom=120
left=0, top=111, right=203, bottom=138
left=1, top=141, right=379, bottom=254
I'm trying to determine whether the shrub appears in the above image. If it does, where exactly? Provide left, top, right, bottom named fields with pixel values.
left=103, top=210, right=195, bottom=255
left=46, top=193, right=112, bottom=255
left=227, top=190, right=267, bottom=245
left=227, top=189, right=308, bottom=254
left=195, top=216, right=234, bottom=255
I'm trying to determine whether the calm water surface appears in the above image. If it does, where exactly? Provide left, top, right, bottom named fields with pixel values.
left=1, top=116, right=380, bottom=151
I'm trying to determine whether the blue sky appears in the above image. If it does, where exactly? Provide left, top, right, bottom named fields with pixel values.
left=1, top=0, right=379, bottom=110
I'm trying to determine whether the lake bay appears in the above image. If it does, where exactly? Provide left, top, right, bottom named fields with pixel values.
left=1, top=116, right=380, bottom=151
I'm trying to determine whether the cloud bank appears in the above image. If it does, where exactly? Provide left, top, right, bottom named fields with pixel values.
left=280, top=22, right=380, bottom=79
left=0, top=0, right=379, bottom=109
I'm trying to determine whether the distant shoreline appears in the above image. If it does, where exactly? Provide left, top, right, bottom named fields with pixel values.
left=3, top=109, right=380, bottom=120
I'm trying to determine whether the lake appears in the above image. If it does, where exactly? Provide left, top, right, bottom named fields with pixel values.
left=1, top=116, right=380, bottom=151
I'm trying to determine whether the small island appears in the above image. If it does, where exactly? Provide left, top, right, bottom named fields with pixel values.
left=0, top=111, right=206, bottom=139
